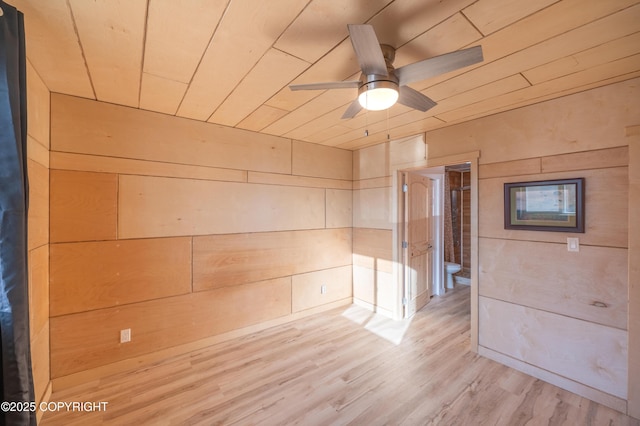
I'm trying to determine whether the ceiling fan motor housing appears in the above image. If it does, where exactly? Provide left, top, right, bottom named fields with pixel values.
left=358, top=73, right=399, bottom=110
left=357, top=43, right=399, bottom=103
left=358, top=72, right=399, bottom=92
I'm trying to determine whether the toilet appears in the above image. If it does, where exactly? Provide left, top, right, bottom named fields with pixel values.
left=444, top=262, right=461, bottom=289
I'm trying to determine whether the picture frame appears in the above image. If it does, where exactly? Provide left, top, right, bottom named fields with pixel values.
left=504, top=178, right=585, bottom=232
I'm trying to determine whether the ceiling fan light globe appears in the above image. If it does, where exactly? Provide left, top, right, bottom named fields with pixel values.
left=358, top=87, right=399, bottom=111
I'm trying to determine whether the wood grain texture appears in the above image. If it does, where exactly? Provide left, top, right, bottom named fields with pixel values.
left=274, top=0, right=390, bottom=64
left=479, top=238, right=628, bottom=329
left=50, top=278, right=292, bottom=378
left=51, top=94, right=292, bottom=174
left=352, top=265, right=396, bottom=313
left=462, top=0, right=558, bottom=35
left=389, top=135, right=426, bottom=171
left=353, top=176, right=392, bottom=190
left=353, top=228, right=393, bottom=273
left=292, top=266, right=352, bottom=312
left=15, top=0, right=640, bottom=152
left=26, top=60, right=50, bottom=147
left=247, top=171, right=351, bottom=190
left=50, top=238, right=192, bottom=316
left=479, top=296, right=628, bottom=399
left=176, top=0, right=308, bottom=120
left=524, top=31, right=640, bottom=85
left=479, top=167, right=628, bottom=248
left=29, top=244, right=49, bottom=339
left=353, top=187, right=392, bottom=230
left=292, top=140, right=353, bottom=180
left=628, top=129, right=640, bottom=419
left=192, top=228, right=352, bottom=291
left=541, top=146, right=629, bottom=173
left=25, top=47, right=51, bottom=412
left=478, top=158, right=541, bottom=179
left=428, top=0, right=639, bottom=89
left=479, top=346, right=628, bottom=415
left=138, top=74, right=187, bottom=115
left=30, top=323, right=50, bottom=407
left=326, top=189, right=353, bottom=229
left=353, top=142, right=389, bottom=181
left=436, top=55, right=640, bottom=125
left=27, top=136, right=49, bottom=169
left=428, top=72, right=531, bottom=115
left=13, top=0, right=94, bottom=98
left=424, top=80, right=638, bottom=164
left=50, top=152, right=247, bottom=183
left=27, top=159, right=49, bottom=250
left=209, top=49, right=310, bottom=127
left=236, top=105, right=289, bottom=133
left=50, top=170, right=117, bottom=243
left=50, top=299, right=351, bottom=392
left=42, top=287, right=639, bottom=425
left=67, top=0, right=146, bottom=107
left=118, top=175, right=326, bottom=239
left=142, top=0, right=226, bottom=84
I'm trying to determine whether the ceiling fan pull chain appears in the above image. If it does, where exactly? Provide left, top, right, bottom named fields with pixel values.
left=386, top=108, right=390, bottom=140
left=364, top=102, right=369, bottom=137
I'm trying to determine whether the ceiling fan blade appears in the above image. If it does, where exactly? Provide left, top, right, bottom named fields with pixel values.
left=289, top=80, right=360, bottom=91
left=396, top=46, right=483, bottom=86
left=341, top=99, right=363, bottom=119
left=347, top=24, right=388, bottom=76
left=398, top=86, right=437, bottom=112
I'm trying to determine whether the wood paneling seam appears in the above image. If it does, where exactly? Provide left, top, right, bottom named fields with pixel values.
left=479, top=294, right=628, bottom=331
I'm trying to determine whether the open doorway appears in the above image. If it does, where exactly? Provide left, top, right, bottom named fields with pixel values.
left=444, top=163, right=472, bottom=287
left=397, top=160, right=477, bottom=349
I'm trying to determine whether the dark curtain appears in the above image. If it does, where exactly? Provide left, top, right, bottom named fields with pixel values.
left=0, top=1, right=36, bottom=425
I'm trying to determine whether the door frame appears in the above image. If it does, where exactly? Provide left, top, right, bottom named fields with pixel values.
left=393, top=151, right=480, bottom=351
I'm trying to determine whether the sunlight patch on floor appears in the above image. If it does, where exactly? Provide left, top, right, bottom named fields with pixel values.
left=341, top=305, right=413, bottom=345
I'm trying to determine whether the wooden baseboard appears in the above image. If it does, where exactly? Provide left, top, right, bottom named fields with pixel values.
left=51, top=298, right=352, bottom=392
left=478, top=346, right=627, bottom=414
left=352, top=298, right=395, bottom=319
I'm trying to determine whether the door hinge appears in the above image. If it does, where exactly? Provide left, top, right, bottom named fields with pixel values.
left=402, top=241, right=408, bottom=249
left=402, top=183, right=408, bottom=193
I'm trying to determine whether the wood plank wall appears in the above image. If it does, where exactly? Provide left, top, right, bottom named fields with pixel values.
left=352, top=135, right=428, bottom=317
left=48, top=94, right=353, bottom=385
left=627, top=124, right=640, bottom=419
left=26, top=61, right=51, bottom=417
left=438, top=80, right=635, bottom=411
left=351, top=78, right=639, bottom=415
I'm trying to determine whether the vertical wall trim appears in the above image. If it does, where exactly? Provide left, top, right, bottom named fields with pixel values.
left=469, top=157, right=479, bottom=353
left=627, top=124, right=640, bottom=419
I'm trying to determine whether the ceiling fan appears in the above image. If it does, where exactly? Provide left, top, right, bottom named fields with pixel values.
left=289, top=24, right=483, bottom=119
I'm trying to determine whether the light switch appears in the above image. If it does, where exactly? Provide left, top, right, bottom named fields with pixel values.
left=567, top=237, right=579, bottom=252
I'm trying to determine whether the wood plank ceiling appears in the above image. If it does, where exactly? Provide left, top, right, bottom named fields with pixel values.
left=13, top=0, right=640, bottom=150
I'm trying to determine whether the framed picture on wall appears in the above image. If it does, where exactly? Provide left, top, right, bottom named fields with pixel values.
left=504, top=178, right=585, bottom=232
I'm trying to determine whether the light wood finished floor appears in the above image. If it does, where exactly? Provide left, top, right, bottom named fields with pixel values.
left=42, top=286, right=638, bottom=425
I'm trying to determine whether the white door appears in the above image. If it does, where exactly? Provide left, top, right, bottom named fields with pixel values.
left=403, top=172, right=434, bottom=318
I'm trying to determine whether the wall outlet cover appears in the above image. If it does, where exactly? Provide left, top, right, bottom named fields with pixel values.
left=120, top=328, right=131, bottom=343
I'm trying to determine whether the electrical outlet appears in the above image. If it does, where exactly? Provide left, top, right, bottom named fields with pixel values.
left=120, top=328, right=131, bottom=343
left=320, top=285, right=327, bottom=294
